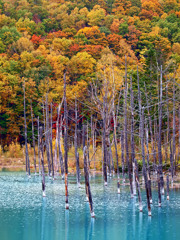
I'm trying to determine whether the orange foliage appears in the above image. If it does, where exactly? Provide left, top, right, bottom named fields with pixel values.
left=107, top=34, right=122, bottom=53
left=139, top=0, right=163, bottom=19
left=31, top=34, right=42, bottom=47
left=110, top=19, right=120, bottom=33
left=82, top=45, right=104, bottom=59
left=77, top=26, right=108, bottom=46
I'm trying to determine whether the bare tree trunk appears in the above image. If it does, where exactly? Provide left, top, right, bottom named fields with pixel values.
left=64, top=71, right=69, bottom=209
left=103, top=99, right=108, bottom=186
left=83, top=146, right=95, bottom=218
left=43, top=102, right=46, bottom=133
left=23, top=79, right=30, bottom=176
left=134, top=158, right=143, bottom=212
left=110, top=141, right=115, bottom=175
left=130, top=76, right=136, bottom=196
left=165, top=84, right=169, bottom=164
left=144, top=83, right=157, bottom=171
left=124, top=57, right=133, bottom=197
left=91, top=117, right=96, bottom=171
left=50, top=103, right=54, bottom=179
left=170, top=139, right=174, bottom=184
left=121, top=129, right=125, bottom=183
left=54, top=99, right=64, bottom=174
left=154, top=120, right=158, bottom=174
left=137, top=66, right=141, bottom=147
left=158, top=66, right=164, bottom=194
left=178, top=105, right=180, bottom=163
left=30, top=100, right=36, bottom=175
left=87, top=123, right=90, bottom=173
left=145, top=119, right=152, bottom=203
left=141, top=107, right=151, bottom=216
left=58, top=116, right=64, bottom=179
left=45, top=95, right=51, bottom=177
left=112, top=89, right=120, bottom=190
left=107, top=136, right=112, bottom=177
left=37, top=116, right=41, bottom=175
left=172, top=79, right=176, bottom=176
left=75, top=97, right=80, bottom=187
left=40, top=126, right=46, bottom=197
left=82, top=124, right=86, bottom=148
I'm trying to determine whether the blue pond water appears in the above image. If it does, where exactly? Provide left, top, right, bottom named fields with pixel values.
left=0, top=172, right=180, bottom=240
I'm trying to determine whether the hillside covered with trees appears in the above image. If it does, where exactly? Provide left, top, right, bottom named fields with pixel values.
left=0, top=0, right=179, bottom=152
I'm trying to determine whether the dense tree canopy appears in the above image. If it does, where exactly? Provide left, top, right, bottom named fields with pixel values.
left=0, top=0, right=179, bottom=146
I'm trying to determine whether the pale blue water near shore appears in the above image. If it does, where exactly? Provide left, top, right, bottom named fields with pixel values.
left=0, top=172, right=180, bottom=240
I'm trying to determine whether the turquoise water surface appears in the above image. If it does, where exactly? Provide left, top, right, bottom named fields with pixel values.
left=0, top=172, right=180, bottom=240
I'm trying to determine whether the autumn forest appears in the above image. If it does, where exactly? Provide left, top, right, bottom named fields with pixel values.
left=0, top=0, right=179, bottom=148
left=0, top=1, right=180, bottom=239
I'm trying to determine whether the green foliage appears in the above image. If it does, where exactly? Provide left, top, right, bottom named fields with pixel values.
left=0, top=40, right=5, bottom=53
left=0, top=26, right=21, bottom=45
left=99, top=26, right=111, bottom=36
left=119, top=22, right=129, bottom=36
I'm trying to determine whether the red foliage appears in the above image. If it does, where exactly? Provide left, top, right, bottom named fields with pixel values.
left=31, top=34, right=42, bottom=47
left=68, top=44, right=80, bottom=56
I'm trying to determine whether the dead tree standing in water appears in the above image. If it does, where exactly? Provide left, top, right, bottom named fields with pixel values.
left=45, top=95, right=51, bottom=177
left=144, top=83, right=157, bottom=171
left=121, top=129, right=125, bottom=183
left=130, top=76, right=136, bottom=195
left=172, top=79, right=176, bottom=176
left=54, top=99, right=64, bottom=177
left=23, top=78, right=30, bottom=177
left=134, top=158, right=143, bottom=212
left=102, top=97, right=108, bottom=186
left=145, top=119, right=152, bottom=203
left=40, top=127, right=46, bottom=197
left=30, top=100, right=36, bottom=175
left=37, top=116, right=41, bottom=175
left=158, top=66, right=164, bottom=194
left=50, top=103, right=54, bottom=179
left=178, top=105, right=180, bottom=163
left=84, top=146, right=95, bottom=218
left=140, top=107, right=151, bottom=216
left=124, top=57, right=133, bottom=197
left=75, top=97, right=80, bottom=187
left=64, top=71, right=69, bottom=209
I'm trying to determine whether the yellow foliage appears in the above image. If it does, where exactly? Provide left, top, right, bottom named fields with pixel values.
left=15, top=37, right=34, bottom=53
left=87, top=5, right=106, bottom=26
left=68, top=51, right=96, bottom=75
left=4, top=141, right=23, bottom=158
left=16, top=18, right=36, bottom=34
left=52, top=38, right=73, bottom=54
left=20, top=51, right=34, bottom=69
left=96, top=47, right=124, bottom=102
left=0, top=14, right=15, bottom=28
left=66, top=80, right=88, bottom=100
left=172, top=43, right=180, bottom=55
